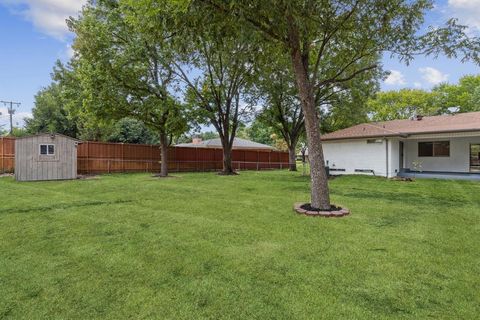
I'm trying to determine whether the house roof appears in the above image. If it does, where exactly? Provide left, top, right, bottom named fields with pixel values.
left=176, top=137, right=275, bottom=150
left=14, top=133, right=82, bottom=142
left=322, top=111, right=480, bottom=141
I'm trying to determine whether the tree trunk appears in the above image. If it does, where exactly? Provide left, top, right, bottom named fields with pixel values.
left=222, top=146, right=235, bottom=174
left=220, top=137, right=235, bottom=174
left=289, top=48, right=331, bottom=210
left=159, top=132, right=168, bottom=177
left=288, top=145, right=297, bottom=171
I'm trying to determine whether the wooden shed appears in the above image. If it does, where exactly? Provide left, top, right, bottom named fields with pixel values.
left=15, top=133, right=80, bottom=181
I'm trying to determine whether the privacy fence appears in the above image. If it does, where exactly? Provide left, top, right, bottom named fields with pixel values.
left=0, top=137, right=15, bottom=173
left=0, top=138, right=289, bottom=174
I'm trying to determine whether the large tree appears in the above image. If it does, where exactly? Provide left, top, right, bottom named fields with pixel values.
left=255, top=63, right=304, bottom=171
left=367, top=89, right=436, bottom=121
left=367, top=74, right=480, bottom=121
left=24, top=83, right=79, bottom=137
left=108, top=117, right=159, bottom=144
left=69, top=0, right=188, bottom=177
left=25, top=60, right=115, bottom=140
left=432, top=74, right=480, bottom=114
left=126, top=0, right=259, bottom=174
left=192, top=0, right=480, bottom=209
left=320, top=68, right=381, bottom=132
left=173, top=5, right=258, bottom=174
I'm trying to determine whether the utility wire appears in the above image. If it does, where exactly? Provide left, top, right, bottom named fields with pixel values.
left=0, top=100, right=21, bottom=135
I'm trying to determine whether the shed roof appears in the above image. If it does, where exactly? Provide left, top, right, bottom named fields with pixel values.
left=176, top=137, right=275, bottom=150
left=14, top=133, right=82, bottom=142
left=322, top=111, right=480, bottom=141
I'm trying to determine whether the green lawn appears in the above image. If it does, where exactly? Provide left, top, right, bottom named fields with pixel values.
left=0, top=171, right=479, bottom=319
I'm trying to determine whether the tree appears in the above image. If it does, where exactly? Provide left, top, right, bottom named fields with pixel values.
left=47, top=60, right=114, bottom=141
left=367, top=89, right=436, bottom=121
left=198, top=131, right=220, bottom=141
left=69, top=0, right=188, bottom=177
left=194, top=0, right=480, bottom=209
left=171, top=5, right=258, bottom=174
left=432, top=74, right=480, bottom=113
left=320, top=71, right=380, bottom=132
left=255, top=63, right=304, bottom=171
left=10, top=127, right=29, bottom=138
left=246, top=119, right=275, bottom=146
left=126, top=0, right=259, bottom=174
left=24, top=83, right=79, bottom=137
left=366, top=75, right=480, bottom=121
left=108, top=117, right=159, bottom=144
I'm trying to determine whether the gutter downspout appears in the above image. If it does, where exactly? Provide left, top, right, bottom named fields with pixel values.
left=385, top=138, right=389, bottom=178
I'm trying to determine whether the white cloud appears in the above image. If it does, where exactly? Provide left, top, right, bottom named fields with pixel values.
left=0, top=107, right=32, bottom=129
left=447, top=0, right=480, bottom=33
left=419, top=67, right=449, bottom=85
left=66, top=44, right=75, bottom=58
left=0, top=0, right=86, bottom=40
left=384, top=70, right=406, bottom=86
left=413, top=82, right=422, bottom=88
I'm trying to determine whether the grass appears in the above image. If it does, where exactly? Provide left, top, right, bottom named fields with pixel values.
left=0, top=170, right=479, bottom=319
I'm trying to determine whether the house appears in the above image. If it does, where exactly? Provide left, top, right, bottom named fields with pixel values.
left=15, top=133, right=81, bottom=181
left=176, top=137, right=275, bottom=151
left=321, top=112, right=480, bottom=178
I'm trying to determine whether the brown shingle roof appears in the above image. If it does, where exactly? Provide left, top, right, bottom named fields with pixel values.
left=322, top=111, right=480, bottom=141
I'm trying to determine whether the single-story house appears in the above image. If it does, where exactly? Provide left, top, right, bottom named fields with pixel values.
left=321, top=112, right=480, bottom=178
left=176, top=137, right=275, bottom=151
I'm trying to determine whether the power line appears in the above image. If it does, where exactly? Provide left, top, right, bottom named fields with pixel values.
left=0, top=100, right=21, bottom=135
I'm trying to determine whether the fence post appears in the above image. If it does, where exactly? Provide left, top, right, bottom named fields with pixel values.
left=108, top=159, right=110, bottom=174
left=196, top=147, right=199, bottom=172
left=122, top=143, right=125, bottom=172
left=1, top=138, right=4, bottom=174
left=86, top=141, right=89, bottom=174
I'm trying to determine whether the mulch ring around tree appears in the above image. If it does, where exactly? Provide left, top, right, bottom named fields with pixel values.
left=151, top=174, right=180, bottom=179
left=217, top=171, right=239, bottom=176
left=293, top=202, right=350, bottom=218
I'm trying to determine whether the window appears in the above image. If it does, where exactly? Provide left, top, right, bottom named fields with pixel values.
left=40, top=144, right=55, bottom=155
left=418, top=141, right=449, bottom=157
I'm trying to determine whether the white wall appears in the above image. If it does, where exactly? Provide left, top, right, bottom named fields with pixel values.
left=404, top=136, right=480, bottom=173
left=388, top=138, right=400, bottom=177
left=323, top=139, right=390, bottom=177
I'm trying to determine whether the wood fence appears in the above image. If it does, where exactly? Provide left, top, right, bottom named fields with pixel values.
left=0, top=138, right=289, bottom=174
left=0, top=137, right=15, bottom=173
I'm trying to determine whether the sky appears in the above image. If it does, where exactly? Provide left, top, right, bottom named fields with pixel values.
left=0, top=0, right=479, bottom=130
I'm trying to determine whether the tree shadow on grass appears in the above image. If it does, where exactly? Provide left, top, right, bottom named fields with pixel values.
left=0, top=199, right=135, bottom=215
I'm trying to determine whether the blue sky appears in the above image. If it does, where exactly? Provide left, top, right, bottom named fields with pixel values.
left=0, top=0, right=479, bottom=129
